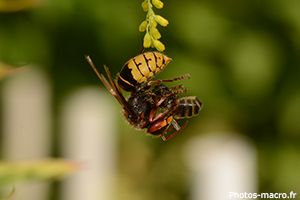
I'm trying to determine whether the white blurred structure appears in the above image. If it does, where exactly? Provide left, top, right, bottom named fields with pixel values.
left=1, top=66, right=52, bottom=200
left=1, top=67, right=117, bottom=200
left=59, top=87, right=117, bottom=200
left=184, top=133, right=257, bottom=200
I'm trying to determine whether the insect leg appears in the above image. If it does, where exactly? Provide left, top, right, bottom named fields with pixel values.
left=162, top=119, right=182, bottom=135
left=161, top=120, right=188, bottom=141
left=140, top=46, right=145, bottom=54
left=169, top=85, right=188, bottom=94
left=149, top=103, right=179, bottom=123
left=155, top=88, right=188, bottom=107
left=144, top=74, right=190, bottom=90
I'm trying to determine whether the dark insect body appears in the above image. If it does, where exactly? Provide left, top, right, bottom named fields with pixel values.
left=85, top=52, right=202, bottom=141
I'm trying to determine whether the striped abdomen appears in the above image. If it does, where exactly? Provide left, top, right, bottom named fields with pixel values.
left=117, top=52, right=172, bottom=92
left=174, top=97, right=203, bottom=119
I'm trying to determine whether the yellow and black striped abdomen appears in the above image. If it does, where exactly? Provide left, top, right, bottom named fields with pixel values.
left=117, top=52, right=172, bottom=92
left=174, top=97, right=203, bottom=119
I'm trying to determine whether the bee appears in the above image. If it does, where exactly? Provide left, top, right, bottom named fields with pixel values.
left=122, top=83, right=189, bottom=133
left=146, top=84, right=203, bottom=140
left=174, top=97, right=203, bottom=119
left=85, top=52, right=202, bottom=141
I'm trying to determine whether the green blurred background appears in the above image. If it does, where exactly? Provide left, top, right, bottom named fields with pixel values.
left=1, top=0, right=300, bottom=199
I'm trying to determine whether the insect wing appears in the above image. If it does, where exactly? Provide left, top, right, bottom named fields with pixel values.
left=171, top=118, right=181, bottom=131
left=85, top=56, right=136, bottom=118
left=102, top=65, right=137, bottom=117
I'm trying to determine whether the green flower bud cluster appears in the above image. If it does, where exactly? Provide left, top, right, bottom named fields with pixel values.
left=139, top=0, right=169, bottom=52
